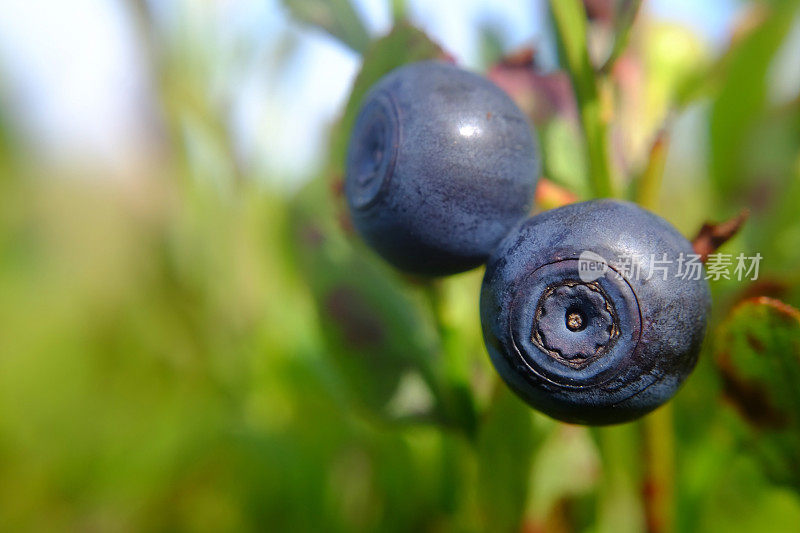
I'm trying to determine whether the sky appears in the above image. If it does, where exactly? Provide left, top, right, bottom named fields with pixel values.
left=0, top=0, right=748, bottom=184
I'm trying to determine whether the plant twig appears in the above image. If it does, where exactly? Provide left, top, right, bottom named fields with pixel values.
left=692, top=210, right=750, bottom=262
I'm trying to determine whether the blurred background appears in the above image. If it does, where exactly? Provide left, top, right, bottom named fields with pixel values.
left=0, top=0, right=799, bottom=531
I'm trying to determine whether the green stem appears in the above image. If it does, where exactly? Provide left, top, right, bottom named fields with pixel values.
left=643, top=405, right=676, bottom=533
left=599, top=0, right=643, bottom=74
left=549, top=0, right=614, bottom=198
left=422, top=281, right=477, bottom=440
left=423, top=281, right=447, bottom=340
left=637, top=128, right=675, bottom=533
left=391, top=0, right=406, bottom=21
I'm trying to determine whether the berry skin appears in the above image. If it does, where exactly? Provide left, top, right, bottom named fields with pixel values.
left=480, top=200, right=710, bottom=425
left=345, top=61, right=540, bottom=276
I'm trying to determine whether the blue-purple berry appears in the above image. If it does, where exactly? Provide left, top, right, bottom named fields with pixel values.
left=480, top=200, right=710, bottom=425
left=346, top=61, right=540, bottom=276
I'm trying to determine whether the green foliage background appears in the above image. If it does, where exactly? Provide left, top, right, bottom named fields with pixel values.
left=1, top=0, right=799, bottom=531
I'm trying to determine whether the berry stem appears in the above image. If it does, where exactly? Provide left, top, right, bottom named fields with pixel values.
left=637, top=127, right=692, bottom=532
left=643, top=405, right=676, bottom=533
left=638, top=133, right=677, bottom=533
left=423, top=281, right=478, bottom=440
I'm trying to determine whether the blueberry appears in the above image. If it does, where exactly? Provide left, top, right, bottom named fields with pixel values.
left=480, top=199, right=711, bottom=425
left=345, top=61, right=540, bottom=276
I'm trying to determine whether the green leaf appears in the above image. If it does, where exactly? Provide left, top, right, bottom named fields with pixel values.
left=540, top=119, right=591, bottom=199
left=633, top=130, right=668, bottom=209
left=696, top=456, right=800, bottom=533
left=709, top=4, right=798, bottom=201
left=715, top=297, right=800, bottom=488
left=592, top=424, right=646, bottom=533
left=477, top=387, right=539, bottom=532
left=528, top=424, right=599, bottom=518
left=753, top=108, right=800, bottom=276
left=548, top=0, right=614, bottom=197
left=281, top=0, right=370, bottom=53
left=288, top=179, right=440, bottom=417
left=327, top=22, right=444, bottom=182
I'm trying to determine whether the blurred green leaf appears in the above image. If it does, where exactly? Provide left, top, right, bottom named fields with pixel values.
left=697, top=456, right=800, bottom=533
left=633, top=130, right=668, bottom=209
left=281, top=0, right=370, bottom=53
left=477, top=387, right=538, bottom=531
left=593, top=425, right=646, bottom=533
left=709, top=3, right=798, bottom=201
left=541, top=119, right=591, bottom=198
left=715, top=297, right=800, bottom=488
left=732, top=102, right=800, bottom=286
left=528, top=424, right=599, bottom=519
left=288, top=179, right=440, bottom=418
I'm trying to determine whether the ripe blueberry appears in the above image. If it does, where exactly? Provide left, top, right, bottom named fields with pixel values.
left=480, top=200, right=710, bottom=425
left=345, top=61, right=540, bottom=276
